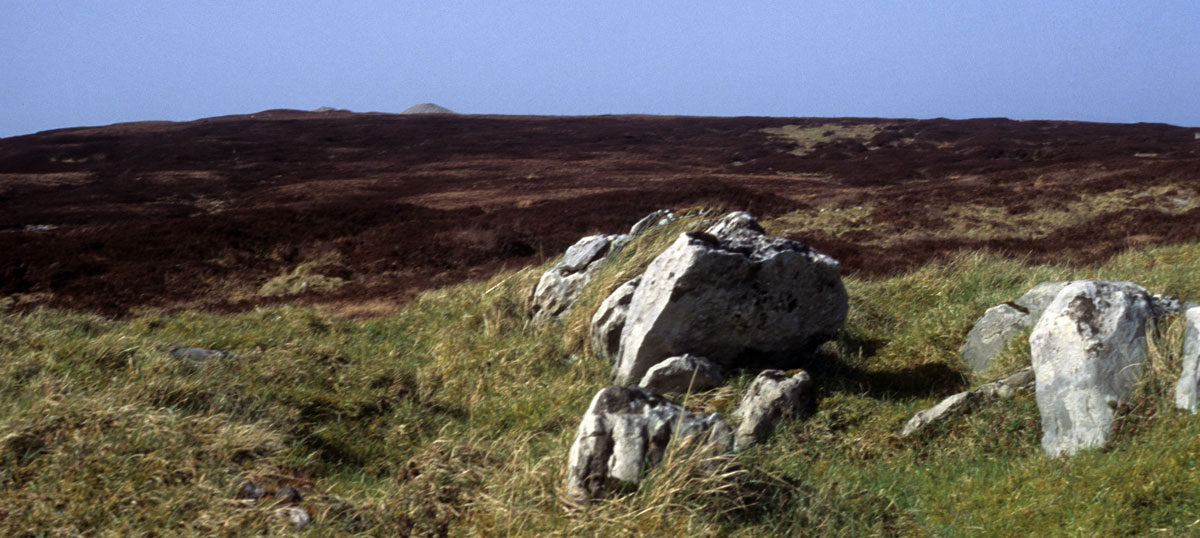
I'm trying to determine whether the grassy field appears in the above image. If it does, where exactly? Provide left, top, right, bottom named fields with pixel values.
left=2, top=214, right=1200, bottom=536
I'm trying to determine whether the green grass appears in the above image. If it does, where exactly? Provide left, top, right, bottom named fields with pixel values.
left=2, top=216, right=1200, bottom=536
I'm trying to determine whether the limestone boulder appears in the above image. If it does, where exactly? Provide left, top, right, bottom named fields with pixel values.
left=613, top=227, right=847, bottom=385
left=564, top=386, right=732, bottom=504
left=638, top=354, right=724, bottom=394
left=733, top=370, right=814, bottom=450
left=1030, top=281, right=1155, bottom=457
left=900, top=368, right=1034, bottom=437
left=960, top=282, right=1068, bottom=373
left=530, top=234, right=629, bottom=323
left=1174, top=306, right=1200, bottom=412
left=589, top=278, right=640, bottom=361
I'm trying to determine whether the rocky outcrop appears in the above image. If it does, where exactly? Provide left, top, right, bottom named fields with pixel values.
left=1174, top=305, right=1200, bottom=412
left=900, top=368, right=1034, bottom=437
left=613, top=226, right=847, bottom=384
left=733, top=370, right=814, bottom=450
left=530, top=234, right=629, bottom=323
left=960, top=282, right=1068, bottom=373
left=564, top=386, right=732, bottom=504
left=638, top=354, right=724, bottom=394
left=589, top=278, right=640, bottom=361
left=1030, top=281, right=1155, bottom=457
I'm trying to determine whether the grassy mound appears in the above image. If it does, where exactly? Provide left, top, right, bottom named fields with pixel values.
left=2, top=214, right=1199, bottom=535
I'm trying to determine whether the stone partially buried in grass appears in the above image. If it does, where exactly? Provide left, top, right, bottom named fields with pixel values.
left=564, top=386, right=732, bottom=505
left=1174, top=305, right=1200, bottom=413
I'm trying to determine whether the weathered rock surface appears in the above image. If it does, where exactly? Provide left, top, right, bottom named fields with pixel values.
left=1174, top=306, right=1200, bottom=412
left=590, top=278, right=640, bottom=361
left=638, top=354, right=724, bottom=394
left=564, top=386, right=732, bottom=504
left=1031, top=280, right=1155, bottom=457
left=733, top=370, right=814, bottom=450
left=960, top=282, right=1068, bottom=373
left=900, top=368, right=1034, bottom=437
left=704, top=210, right=764, bottom=238
left=530, top=234, right=629, bottom=323
left=613, top=224, right=847, bottom=384
left=629, top=209, right=676, bottom=236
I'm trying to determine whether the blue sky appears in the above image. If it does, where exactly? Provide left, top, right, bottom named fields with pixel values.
left=2, top=1, right=1198, bottom=137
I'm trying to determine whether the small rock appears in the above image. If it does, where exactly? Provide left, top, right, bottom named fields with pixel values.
left=638, top=354, right=724, bottom=394
left=629, top=209, right=676, bottom=236
left=276, top=506, right=311, bottom=527
left=564, top=386, right=732, bottom=504
left=234, top=480, right=265, bottom=500
left=275, top=485, right=303, bottom=503
left=900, top=368, right=1034, bottom=437
left=733, top=370, right=814, bottom=450
left=530, top=234, right=629, bottom=323
left=960, top=282, right=1068, bottom=373
left=1174, top=306, right=1200, bottom=413
left=703, top=211, right=765, bottom=238
left=170, top=346, right=235, bottom=361
left=1031, top=281, right=1154, bottom=457
left=589, top=277, right=640, bottom=361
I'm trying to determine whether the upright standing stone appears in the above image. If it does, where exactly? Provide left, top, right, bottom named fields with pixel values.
left=1030, top=281, right=1154, bottom=457
left=1174, top=306, right=1200, bottom=412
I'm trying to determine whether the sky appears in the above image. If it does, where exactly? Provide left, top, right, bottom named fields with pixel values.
left=2, top=1, right=1199, bottom=137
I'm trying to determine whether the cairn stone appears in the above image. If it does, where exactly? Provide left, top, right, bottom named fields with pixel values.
left=900, top=368, right=1034, bottom=437
left=638, top=354, right=724, bottom=394
left=564, top=386, right=732, bottom=504
left=530, top=234, right=629, bottom=323
left=960, top=282, right=1067, bottom=373
left=1031, top=281, right=1155, bottom=457
left=733, top=370, right=814, bottom=450
left=613, top=221, right=847, bottom=385
left=589, top=278, right=640, bottom=361
left=1174, top=306, right=1200, bottom=412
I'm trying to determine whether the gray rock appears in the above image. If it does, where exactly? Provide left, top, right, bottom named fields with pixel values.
left=614, top=224, right=847, bottom=385
left=169, top=346, right=235, bottom=361
left=960, top=282, right=1069, bottom=373
left=275, top=506, right=311, bottom=527
left=1174, top=306, right=1200, bottom=412
left=900, top=368, right=1034, bottom=437
left=275, top=485, right=303, bottom=503
left=530, top=234, right=629, bottom=323
left=704, top=211, right=765, bottom=238
left=629, top=209, right=676, bottom=236
left=733, top=370, right=814, bottom=450
left=235, top=480, right=266, bottom=500
left=589, top=278, right=640, bottom=361
left=1031, top=281, right=1155, bottom=457
left=638, top=354, right=724, bottom=394
left=564, top=386, right=732, bottom=504
left=960, top=304, right=1029, bottom=373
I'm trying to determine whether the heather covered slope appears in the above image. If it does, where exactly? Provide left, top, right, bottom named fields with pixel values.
left=1, top=112, right=1198, bottom=316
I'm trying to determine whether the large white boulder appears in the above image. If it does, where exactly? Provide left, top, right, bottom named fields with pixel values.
left=530, top=234, right=629, bottom=323
left=1174, top=306, right=1200, bottom=412
left=1030, top=281, right=1155, bottom=457
left=612, top=226, right=847, bottom=385
left=563, top=386, right=732, bottom=504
